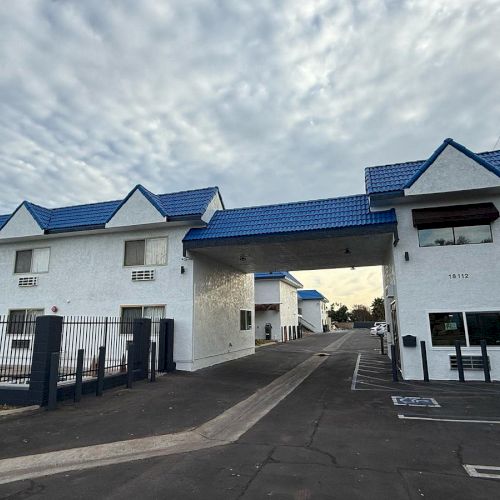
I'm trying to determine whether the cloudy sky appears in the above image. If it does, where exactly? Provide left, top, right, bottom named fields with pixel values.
left=1, top=0, right=500, bottom=307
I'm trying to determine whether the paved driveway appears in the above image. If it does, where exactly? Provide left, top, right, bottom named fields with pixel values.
left=1, top=330, right=500, bottom=499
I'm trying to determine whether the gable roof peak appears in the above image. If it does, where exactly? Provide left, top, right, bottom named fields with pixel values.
left=403, top=137, right=500, bottom=190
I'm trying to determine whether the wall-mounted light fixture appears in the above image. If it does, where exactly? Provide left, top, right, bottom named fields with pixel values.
left=404, top=251, right=410, bottom=262
left=181, top=266, right=185, bottom=274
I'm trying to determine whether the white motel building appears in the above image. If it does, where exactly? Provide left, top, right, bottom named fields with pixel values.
left=0, top=138, right=499, bottom=380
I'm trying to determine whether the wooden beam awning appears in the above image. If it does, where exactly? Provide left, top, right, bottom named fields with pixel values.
left=255, top=304, right=280, bottom=312
left=412, top=203, right=499, bottom=229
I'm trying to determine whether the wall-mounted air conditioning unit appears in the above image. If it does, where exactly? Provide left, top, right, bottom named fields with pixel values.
left=131, top=270, right=155, bottom=282
left=18, top=276, right=38, bottom=287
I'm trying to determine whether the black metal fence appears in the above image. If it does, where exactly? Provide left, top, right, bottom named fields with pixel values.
left=58, top=316, right=164, bottom=382
left=0, top=315, right=37, bottom=384
left=59, top=317, right=135, bottom=382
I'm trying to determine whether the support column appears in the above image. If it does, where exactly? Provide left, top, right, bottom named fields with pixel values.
left=132, top=318, right=151, bottom=380
left=29, top=315, right=63, bottom=406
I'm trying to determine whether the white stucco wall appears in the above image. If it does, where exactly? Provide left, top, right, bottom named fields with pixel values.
left=390, top=192, right=500, bottom=381
left=106, top=190, right=165, bottom=228
left=254, top=280, right=299, bottom=341
left=405, top=145, right=500, bottom=196
left=0, top=205, right=44, bottom=240
left=192, top=254, right=255, bottom=370
left=201, top=192, right=224, bottom=223
left=280, top=281, right=299, bottom=335
left=299, top=299, right=323, bottom=333
left=0, top=226, right=195, bottom=366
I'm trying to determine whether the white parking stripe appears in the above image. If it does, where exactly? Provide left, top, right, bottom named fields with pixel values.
left=351, top=353, right=361, bottom=391
left=463, top=464, right=500, bottom=479
left=398, top=414, right=500, bottom=424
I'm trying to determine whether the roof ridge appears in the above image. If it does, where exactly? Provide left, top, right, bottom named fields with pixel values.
left=213, top=193, right=369, bottom=215
left=157, top=186, right=218, bottom=197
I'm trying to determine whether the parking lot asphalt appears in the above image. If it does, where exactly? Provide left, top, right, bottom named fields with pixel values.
left=1, top=330, right=500, bottom=499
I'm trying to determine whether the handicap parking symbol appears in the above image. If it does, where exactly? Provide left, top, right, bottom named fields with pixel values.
left=391, top=396, right=440, bottom=408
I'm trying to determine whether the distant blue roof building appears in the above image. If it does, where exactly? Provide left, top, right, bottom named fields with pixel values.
left=298, top=290, right=328, bottom=302
left=254, top=272, right=303, bottom=288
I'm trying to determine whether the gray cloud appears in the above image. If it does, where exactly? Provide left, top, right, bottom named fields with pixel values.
left=1, top=0, right=499, bottom=213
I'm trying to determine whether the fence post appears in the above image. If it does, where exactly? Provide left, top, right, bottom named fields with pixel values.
left=133, top=318, right=151, bottom=379
left=74, top=349, right=84, bottom=402
left=96, top=346, right=106, bottom=396
left=127, top=342, right=134, bottom=389
left=47, top=352, right=59, bottom=411
left=420, top=341, right=429, bottom=382
left=29, top=315, right=63, bottom=406
left=455, top=340, right=465, bottom=382
left=390, top=344, right=398, bottom=382
left=480, top=340, right=491, bottom=383
left=150, top=342, right=156, bottom=382
left=159, top=319, right=176, bottom=373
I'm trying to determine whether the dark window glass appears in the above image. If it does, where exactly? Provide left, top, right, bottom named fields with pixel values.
left=418, top=228, right=454, bottom=247
left=120, top=307, right=143, bottom=334
left=15, top=250, right=32, bottom=273
left=240, top=310, right=252, bottom=330
left=454, top=225, right=492, bottom=245
left=124, top=240, right=145, bottom=266
left=11, top=339, right=30, bottom=349
left=8, top=310, right=26, bottom=335
left=466, top=312, right=500, bottom=346
left=418, top=224, right=493, bottom=247
left=429, top=312, right=466, bottom=346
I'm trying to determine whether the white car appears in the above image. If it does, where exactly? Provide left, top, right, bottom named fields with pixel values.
left=370, top=323, right=387, bottom=336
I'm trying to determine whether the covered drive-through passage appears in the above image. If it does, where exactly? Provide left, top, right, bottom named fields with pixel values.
left=183, top=194, right=397, bottom=272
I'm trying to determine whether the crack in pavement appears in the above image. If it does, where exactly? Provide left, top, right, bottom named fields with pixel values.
left=0, top=333, right=351, bottom=486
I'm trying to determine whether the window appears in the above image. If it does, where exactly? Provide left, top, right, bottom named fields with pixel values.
left=14, top=248, right=50, bottom=273
left=11, top=339, right=30, bottom=349
left=120, top=305, right=165, bottom=334
left=240, top=310, right=252, bottom=330
left=466, top=312, right=500, bottom=346
left=418, top=225, right=492, bottom=247
left=429, top=312, right=466, bottom=346
left=430, top=311, right=500, bottom=347
left=124, top=238, right=167, bottom=266
left=7, top=309, right=44, bottom=335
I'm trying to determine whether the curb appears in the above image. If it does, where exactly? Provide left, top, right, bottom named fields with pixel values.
left=0, top=405, right=41, bottom=419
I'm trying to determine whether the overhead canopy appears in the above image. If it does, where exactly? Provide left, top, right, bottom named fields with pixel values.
left=184, top=194, right=397, bottom=272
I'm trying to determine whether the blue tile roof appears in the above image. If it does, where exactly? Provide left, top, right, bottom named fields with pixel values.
left=298, top=289, right=328, bottom=301
left=254, top=272, right=303, bottom=288
left=184, top=194, right=396, bottom=242
left=365, top=139, right=500, bottom=195
left=0, top=186, right=219, bottom=233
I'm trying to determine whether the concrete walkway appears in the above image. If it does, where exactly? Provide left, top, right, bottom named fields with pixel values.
left=1, top=331, right=500, bottom=499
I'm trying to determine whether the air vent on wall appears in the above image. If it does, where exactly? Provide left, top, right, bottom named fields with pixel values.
left=450, top=355, right=489, bottom=370
left=18, top=276, right=38, bottom=287
left=131, top=269, right=155, bottom=281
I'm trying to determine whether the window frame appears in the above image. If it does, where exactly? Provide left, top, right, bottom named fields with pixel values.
left=123, top=237, right=168, bottom=267
left=7, top=308, right=44, bottom=335
left=417, top=224, right=493, bottom=248
left=14, top=247, right=51, bottom=274
left=240, top=310, right=252, bottom=331
left=119, top=304, right=166, bottom=334
left=428, top=309, right=500, bottom=349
